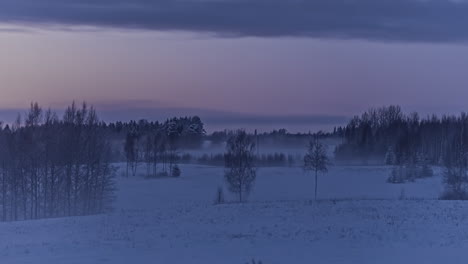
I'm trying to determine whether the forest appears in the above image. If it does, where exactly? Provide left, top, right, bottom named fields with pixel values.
left=335, top=105, right=468, bottom=166
left=0, top=102, right=114, bottom=221
left=334, top=106, right=468, bottom=196
left=0, top=102, right=209, bottom=221
left=3, top=103, right=468, bottom=222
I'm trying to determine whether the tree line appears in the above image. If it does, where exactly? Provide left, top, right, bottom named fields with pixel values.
left=335, top=105, right=466, bottom=166
left=0, top=102, right=115, bottom=221
left=188, top=152, right=300, bottom=167
left=335, top=105, right=468, bottom=197
left=123, top=116, right=204, bottom=178
left=207, top=128, right=336, bottom=148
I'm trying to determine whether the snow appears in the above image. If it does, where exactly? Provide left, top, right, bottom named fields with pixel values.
left=1, top=164, right=466, bottom=264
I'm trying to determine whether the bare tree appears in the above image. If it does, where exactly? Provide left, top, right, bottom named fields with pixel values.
left=124, top=131, right=139, bottom=177
left=157, top=133, right=168, bottom=176
left=441, top=124, right=468, bottom=199
left=304, top=138, right=329, bottom=200
left=151, top=130, right=164, bottom=177
left=224, top=130, right=256, bottom=202
left=0, top=102, right=115, bottom=221
left=143, top=134, right=154, bottom=177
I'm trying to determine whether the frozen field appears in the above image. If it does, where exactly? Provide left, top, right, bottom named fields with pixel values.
left=1, top=164, right=467, bottom=264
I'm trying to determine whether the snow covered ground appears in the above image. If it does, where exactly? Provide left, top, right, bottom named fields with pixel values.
left=1, top=164, right=467, bottom=264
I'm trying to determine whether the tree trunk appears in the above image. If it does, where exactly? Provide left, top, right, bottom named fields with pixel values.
left=126, top=162, right=129, bottom=178
left=315, top=170, right=318, bottom=200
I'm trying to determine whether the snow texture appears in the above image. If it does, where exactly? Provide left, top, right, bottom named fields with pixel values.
left=0, top=164, right=464, bottom=264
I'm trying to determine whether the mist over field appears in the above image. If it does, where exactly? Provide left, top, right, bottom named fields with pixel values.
left=1, top=1, right=468, bottom=263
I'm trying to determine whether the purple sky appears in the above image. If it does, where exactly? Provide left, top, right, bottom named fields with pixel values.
left=1, top=1, right=468, bottom=132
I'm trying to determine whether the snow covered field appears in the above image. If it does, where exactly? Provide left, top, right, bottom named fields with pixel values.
left=1, top=164, right=467, bottom=264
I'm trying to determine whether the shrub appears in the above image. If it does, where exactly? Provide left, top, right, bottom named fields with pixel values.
left=158, top=171, right=169, bottom=177
left=246, top=259, right=263, bottom=264
left=387, top=164, right=434, bottom=184
left=419, top=164, right=434, bottom=178
left=145, top=171, right=169, bottom=179
left=214, top=187, right=225, bottom=204
left=440, top=190, right=468, bottom=200
left=398, top=188, right=406, bottom=200
left=440, top=166, right=468, bottom=200
left=171, top=165, right=181, bottom=177
left=387, top=167, right=405, bottom=184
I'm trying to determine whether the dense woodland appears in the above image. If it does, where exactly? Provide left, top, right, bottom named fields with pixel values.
left=0, top=103, right=207, bottom=221
left=0, top=103, right=115, bottom=221
left=334, top=106, right=468, bottom=196
left=334, top=105, right=468, bottom=166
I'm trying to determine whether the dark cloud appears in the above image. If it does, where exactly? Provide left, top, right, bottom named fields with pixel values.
left=0, top=0, right=467, bottom=42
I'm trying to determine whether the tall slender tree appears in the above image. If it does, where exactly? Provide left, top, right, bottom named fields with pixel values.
left=224, top=130, right=256, bottom=202
left=304, top=138, right=329, bottom=200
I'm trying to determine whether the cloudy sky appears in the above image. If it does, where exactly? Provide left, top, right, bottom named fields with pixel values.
left=1, top=0, right=468, bottom=131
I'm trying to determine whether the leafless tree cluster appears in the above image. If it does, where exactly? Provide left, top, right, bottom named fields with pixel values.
left=0, top=102, right=115, bottom=221
left=122, top=117, right=205, bottom=178
left=335, top=106, right=468, bottom=167
left=124, top=123, right=182, bottom=178
left=441, top=125, right=468, bottom=199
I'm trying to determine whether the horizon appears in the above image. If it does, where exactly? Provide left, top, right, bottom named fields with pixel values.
left=3, top=102, right=468, bottom=133
left=0, top=103, right=348, bottom=133
left=2, top=0, right=468, bottom=122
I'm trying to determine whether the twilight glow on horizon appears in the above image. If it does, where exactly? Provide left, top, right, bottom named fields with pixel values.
left=1, top=0, right=468, bottom=131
